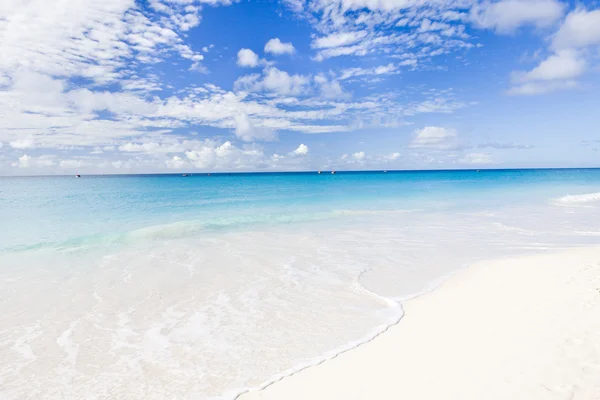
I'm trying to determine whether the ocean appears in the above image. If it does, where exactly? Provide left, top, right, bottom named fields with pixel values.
left=2, top=169, right=600, bottom=399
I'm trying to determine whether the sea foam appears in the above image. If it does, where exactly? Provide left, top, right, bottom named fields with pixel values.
left=554, top=192, right=600, bottom=205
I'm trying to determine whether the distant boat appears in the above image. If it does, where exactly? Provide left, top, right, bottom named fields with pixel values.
left=317, top=171, right=321, bottom=174
left=331, top=171, right=336, bottom=175
left=383, top=170, right=388, bottom=173
left=182, top=174, right=189, bottom=177
left=75, top=174, right=81, bottom=178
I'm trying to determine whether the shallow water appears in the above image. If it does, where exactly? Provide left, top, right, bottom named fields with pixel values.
left=1, top=170, right=600, bottom=399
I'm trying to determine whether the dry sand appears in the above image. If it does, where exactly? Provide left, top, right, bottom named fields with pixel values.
left=239, top=247, right=600, bottom=400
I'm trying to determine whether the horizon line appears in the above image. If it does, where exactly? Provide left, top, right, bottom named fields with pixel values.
left=2, top=166, right=600, bottom=178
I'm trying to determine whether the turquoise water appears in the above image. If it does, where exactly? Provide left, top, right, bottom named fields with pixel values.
left=2, top=169, right=600, bottom=399
left=3, top=169, right=600, bottom=251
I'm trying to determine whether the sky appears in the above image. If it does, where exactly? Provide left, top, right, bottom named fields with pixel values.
left=0, top=0, right=599, bottom=175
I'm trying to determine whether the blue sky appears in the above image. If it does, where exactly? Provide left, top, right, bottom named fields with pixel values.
left=0, top=0, right=599, bottom=174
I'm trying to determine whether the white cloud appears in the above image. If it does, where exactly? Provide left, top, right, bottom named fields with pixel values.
left=59, top=159, right=85, bottom=169
left=383, top=152, right=400, bottom=161
left=507, top=6, right=600, bottom=96
left=165, top=155, right=187, bottom=169
left=264, top=38, right=295, bottom=55
left=339, top=151, right=367, bottom=165
left=9, top=138, right=36, bottom=149
left=312, top=31, right=368, bottom=49
left=509, top=50, right=586, bottom=95
left=0, top=70, right=466, bottom=159
left=234, top=114, right=278, bottom=142
left=311, top=31, right=372, bottom=61
left=339, top=63, right=399, bottom=80
left=0, top=0, right=217, bottom=85
left=237, top=48, right=261, bottom=67
left=291, top=143, right=309, bottom=156
left=182, top=140, right=274, bottom=170
left=15, top=154, right=31, bottom=168
left=419, top=19, right=451, bottom=32
left=234, top=67, right=311, bottom=96
left=409, top=126, right=458, bottom=149
left=520, top=50, right=586, bottom=82
left=314, top=74, right=349, bottom=100
left=507, top=80, right=578, bottom=95
left=459, top=152, right=492, bottom=164
left=478, top=142, right=533, bottom=149
left=12, top=154, right=55, bottom=168
left=286, top=0, right=478, bottom=65
left=353, top=151, right=365, bottom=160
left=118, top=141, right=184, bottom=154
left=313, top=44, right=368, bottom=61
left=471, top=0, right=565, bottom=33
left=552, top=8, right=600, bottom=50
left=67, top=88, right=158, bottom=115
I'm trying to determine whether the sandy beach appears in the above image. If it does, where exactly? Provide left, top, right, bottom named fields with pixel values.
left=240, top=247, right=600, bottom=400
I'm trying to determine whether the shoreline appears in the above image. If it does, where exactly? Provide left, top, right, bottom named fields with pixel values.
left=230, top=260, right=476, bottom=400
left=239, top=247, right=600, bottom=400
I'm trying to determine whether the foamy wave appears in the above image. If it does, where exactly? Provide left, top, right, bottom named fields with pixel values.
left=491, top=222, right=537, bottom=235
left=333, top=209, right=416, bottom=216
left=554, top=192, right=600, bottom=205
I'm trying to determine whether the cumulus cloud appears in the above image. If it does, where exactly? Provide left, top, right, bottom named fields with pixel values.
left=508, top=7, right=600, bottom=95
left=471, top=0, right=565, bottom=33
left=174, top=140, right=299, bottom=171
left=165, top=155, right=187, bottom=169
left=459, top=152, right=492, bottom=164
left=9, top=138, right=36, bottom=149
left=383, top=152, right=401, bottom=161
left=353, top=151, right=365, bottom=160
left=59, top=159, right=85, bottom=169
left=519, top=50, right=586, bottom=82
left=552, top=8, right=600, bottom=50
left=12, top=154, right=55, bottom=168
left=509, top=49, right=586, bottom=95
left=234, top=114, right=278, bottom=142
left=409, top=126, right=458, bottom=149
left=234, top=67, right=311, bottom=96
left=507, top=80, right=578, bottom=95
left=339, top=151, right=367, bottom=165
left=314, top=74, right=349, bottom=100
left=264, top=38, right=295, bottom=55
left=291, top=143, right=309, bottom=155
left=15, top=154, right=31, bottom=168
left=512, top=50, right=587, bottom=83
left=237, top=48, right=261, bottom=67
left=118, top=141, right=185, bottom=155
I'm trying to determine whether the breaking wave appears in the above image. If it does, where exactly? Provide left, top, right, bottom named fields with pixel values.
left=554, top=192, right=600, bottom=205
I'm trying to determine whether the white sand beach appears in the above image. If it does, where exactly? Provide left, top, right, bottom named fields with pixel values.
left=240, top=247, right=600, bottom=400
